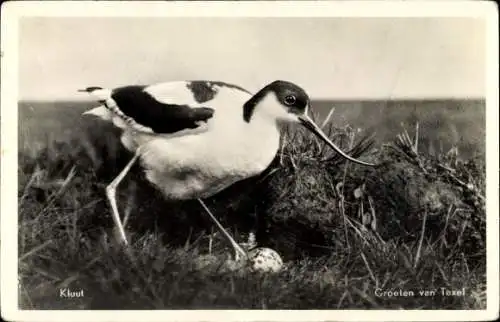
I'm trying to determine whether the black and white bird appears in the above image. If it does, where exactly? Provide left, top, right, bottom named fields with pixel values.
left=79, top=80, right=374, bottom=262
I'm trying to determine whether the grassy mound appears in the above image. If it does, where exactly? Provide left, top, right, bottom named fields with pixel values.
left=18, top=113, right=486, bottom=309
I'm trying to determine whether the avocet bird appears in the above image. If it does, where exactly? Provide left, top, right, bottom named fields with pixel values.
left=79, top=80, right=374, bottom=262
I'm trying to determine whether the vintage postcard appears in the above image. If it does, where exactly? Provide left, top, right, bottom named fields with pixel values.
left=1, top=1, right=498, bottom=321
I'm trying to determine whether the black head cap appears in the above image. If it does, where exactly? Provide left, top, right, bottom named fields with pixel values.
left=265, top=80, right=310, bottom=115
left=243, top=80, right=310, bottom=122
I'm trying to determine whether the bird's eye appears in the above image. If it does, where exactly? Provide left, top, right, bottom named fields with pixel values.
left=284, top=95, right=296, bottom=106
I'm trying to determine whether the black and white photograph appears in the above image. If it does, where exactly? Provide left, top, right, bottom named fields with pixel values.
left=1, top=1, right=498, bottom=321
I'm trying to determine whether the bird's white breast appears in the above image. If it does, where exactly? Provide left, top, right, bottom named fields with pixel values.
left=134, top=87, right=280, bottom=200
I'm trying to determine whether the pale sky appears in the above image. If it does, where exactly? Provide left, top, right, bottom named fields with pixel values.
left=19, top=17, right=485, bottom=100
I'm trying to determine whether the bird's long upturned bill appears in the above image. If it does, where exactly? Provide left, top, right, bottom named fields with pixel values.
left=298, top=114, right=375, bottom=166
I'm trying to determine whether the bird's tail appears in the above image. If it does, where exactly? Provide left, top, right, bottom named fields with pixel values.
left=79, top=87, right=139, bottom=131
left=78, top=86, right=111, bottom=120
left=82, top=105, right=112, bottom=121
left=77, top=87, right=112, bottom=101
left=78, top=86, right=115, bottom=119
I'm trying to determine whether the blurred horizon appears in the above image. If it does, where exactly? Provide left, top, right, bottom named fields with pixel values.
left=19, top=98, right=486, bottom=160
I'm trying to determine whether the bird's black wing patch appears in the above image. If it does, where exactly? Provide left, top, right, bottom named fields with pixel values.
left=186, top=81, right=251, bottom=103
left=111, top=85, right=214, bottom=134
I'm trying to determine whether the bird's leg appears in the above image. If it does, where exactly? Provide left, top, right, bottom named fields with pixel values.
left=122, top=180, right=137, bottom=229
left=197, top=199, right=247, bottom=262
left=106, top=152, right=140, bottom=246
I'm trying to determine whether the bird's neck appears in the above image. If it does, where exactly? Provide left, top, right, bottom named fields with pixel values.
left=243, top=96, right=280, bottom=132
left=243, top=104, right=281, bottom=158
left=243, top=89, right=289, bottom=126
left=243, top=86, right=272, bottom=123
left=238, top=107, right=281, bottom=173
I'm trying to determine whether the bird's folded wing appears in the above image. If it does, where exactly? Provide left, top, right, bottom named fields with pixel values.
left=110, top=84, right=215, bottom=134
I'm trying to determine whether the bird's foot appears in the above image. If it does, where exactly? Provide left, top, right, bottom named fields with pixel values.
left=220, top=249, right=248, bottom=273
left=112, top=227, right=130, bottom=247
left=233, top=247, right=249, bottom=263
left=221, top=258, right=246, bottom=273
left=234, top=252, right=248, bottom=262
